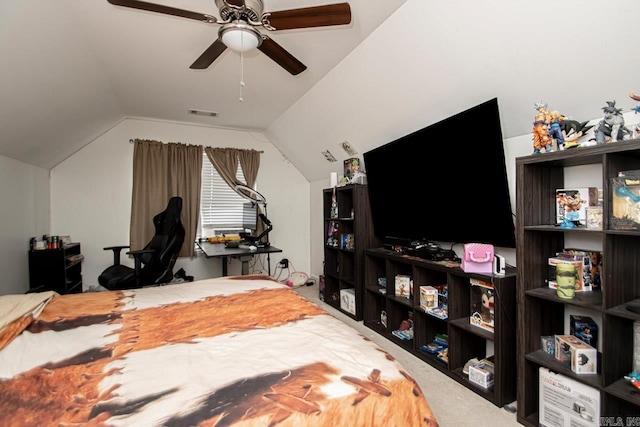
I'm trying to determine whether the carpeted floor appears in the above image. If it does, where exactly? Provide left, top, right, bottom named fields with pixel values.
left=294, top=283, right=520, bottom=427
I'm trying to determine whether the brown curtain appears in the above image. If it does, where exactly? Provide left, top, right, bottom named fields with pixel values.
left=238, top=149, right=260, bottom=188
left=203, top=147, right=261, bottom=191
left=204, top=147, right=264, bottom=240
left=131, top=139, right=203, bottom=257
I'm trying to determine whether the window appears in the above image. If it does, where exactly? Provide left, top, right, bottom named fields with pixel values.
left=199, top=153, right=247, bottom=237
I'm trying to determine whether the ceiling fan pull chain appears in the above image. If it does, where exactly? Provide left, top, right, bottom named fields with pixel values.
left=239, top=31, right=245, bottom=102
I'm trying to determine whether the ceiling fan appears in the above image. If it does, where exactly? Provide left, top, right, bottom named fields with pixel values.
left=107, top=0, right=352, bottom=75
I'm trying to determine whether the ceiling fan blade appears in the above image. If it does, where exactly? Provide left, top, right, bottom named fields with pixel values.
left=190, top=39, right=227, bottom=69
left=258, top=36, right=307, bottom=75
left=107, top=0, right=215, bottom=22
left=265, top=2, right=351, bottom=31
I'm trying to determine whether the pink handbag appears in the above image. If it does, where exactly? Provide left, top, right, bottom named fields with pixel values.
left=461, top=243, right=494, bottom=274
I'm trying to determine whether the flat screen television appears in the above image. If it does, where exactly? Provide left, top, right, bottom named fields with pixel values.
left=363, top=98, right=516, bottom=248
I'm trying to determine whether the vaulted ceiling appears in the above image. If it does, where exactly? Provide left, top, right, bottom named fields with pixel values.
left=0, top=0, right=405, bottom=169
left=2, top=0, right=640, bottom=183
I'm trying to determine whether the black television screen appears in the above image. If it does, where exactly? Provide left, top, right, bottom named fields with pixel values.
left=363, top=98, right=516, bottom=248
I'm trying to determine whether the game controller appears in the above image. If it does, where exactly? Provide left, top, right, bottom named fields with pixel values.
left=425, top=242, right=441, bottom=252
left=410, top=241, right=441, bottom=253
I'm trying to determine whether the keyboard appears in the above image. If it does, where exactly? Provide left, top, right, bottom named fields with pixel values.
left=226, top=240, right=257, bottom=250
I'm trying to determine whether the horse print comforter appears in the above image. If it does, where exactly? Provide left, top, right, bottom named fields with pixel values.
left=0, top=275, right=438, bottom=426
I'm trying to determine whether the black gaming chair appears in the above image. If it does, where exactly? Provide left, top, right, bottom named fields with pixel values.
left=98, top=196, right=185, bottom=290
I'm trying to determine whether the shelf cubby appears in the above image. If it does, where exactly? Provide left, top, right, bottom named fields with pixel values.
left=516, top=139, right=640, bottom=425
left=364, top=247, right=517, bottom=407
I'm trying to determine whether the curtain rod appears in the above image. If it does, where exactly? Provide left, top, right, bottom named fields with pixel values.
left=129, top=139, right=263, bottom=153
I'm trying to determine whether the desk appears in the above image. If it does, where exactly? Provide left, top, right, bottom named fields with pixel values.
left=196, top=242, right=282, bottom=276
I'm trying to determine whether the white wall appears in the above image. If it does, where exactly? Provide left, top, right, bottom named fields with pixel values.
left=309, top=180, right=326, bottom=279
left=50, top=118, right=309, bottom=289
left=0, top=155, right=49, bottom=295
left=309, top=111, right=640, bottom=274
left=309, top=133, right=528, bottom=274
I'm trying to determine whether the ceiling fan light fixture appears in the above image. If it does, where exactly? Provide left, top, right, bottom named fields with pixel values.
left=220, top=22, right=262, bottom=53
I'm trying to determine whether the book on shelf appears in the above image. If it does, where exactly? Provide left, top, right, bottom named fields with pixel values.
left=65, top=254, right=84, bottom=265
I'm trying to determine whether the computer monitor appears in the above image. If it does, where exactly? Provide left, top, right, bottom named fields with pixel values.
left=242, top=202, right=258, bottom=231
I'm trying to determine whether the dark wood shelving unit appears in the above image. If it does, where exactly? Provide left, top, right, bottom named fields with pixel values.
left=363, top=247, right=517, bottom=407
left=28, top=243, right=83, bottom=294
left=516, top=139, right=640, bottom=425
left=322, top=184, right=380, bottom=320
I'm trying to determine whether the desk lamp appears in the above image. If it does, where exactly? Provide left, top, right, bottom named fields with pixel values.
left=235, top=184, right=272, bottom=247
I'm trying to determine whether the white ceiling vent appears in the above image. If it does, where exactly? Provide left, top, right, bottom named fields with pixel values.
left=188, top=109, right=219, bottom=117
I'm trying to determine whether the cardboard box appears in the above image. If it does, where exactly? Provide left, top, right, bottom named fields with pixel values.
left=421, top=285, right=448, bottom=319
left=570, top=315, right=598, bottom=348
left=555, top=335, right=597, bottom=374
left=610, top=176, right=640, bottom=230
left=436, top=284, right=448, bottom=307
left=541, top=335, right=555, bottom=356
left=556, top=187, right=598, bottom=225
left=539, top=367, right=599, bottom=427
left=469, top=279, right=494, bottom=333
left=469, top=359, right=494, bottom=389
left=419, top=286, right=438, bottom=310
left=585, top=206, right=603, bottom=230
left=340, top=288, right=356, bottom=315
left=395, top=275, right=412, bottom=299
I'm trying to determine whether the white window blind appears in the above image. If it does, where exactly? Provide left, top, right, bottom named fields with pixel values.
left=199, top=153, right=247, bottom=235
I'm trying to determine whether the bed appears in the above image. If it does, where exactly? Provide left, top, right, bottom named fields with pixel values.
left=0, top=275, right=438, bottom=426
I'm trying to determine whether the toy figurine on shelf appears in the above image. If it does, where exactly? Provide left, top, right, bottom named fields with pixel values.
left=532, top=101, right=593, bottom=151
left=557, top=192, right=586, bottom=228
left=327, top=220, right=339, bottom=247
left=559, top=118, right=594, bottom=147
left=330, top=187, right=338, bottom=219
left=480, top=287, right=494, bottom=324
left=548, top=110, right=566, bottom=150
left=532, top=101, right=553, bottom=154
left=594, top=100, right=632, bottom=144
left=625, top=372, right=640, bottom=391
left=629, top=92, right=640, bottom=137
left=615, top=185, right=640, bottom=223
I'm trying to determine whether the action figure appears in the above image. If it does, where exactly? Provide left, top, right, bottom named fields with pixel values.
left=330, top=187, right=338, bottom=218
left=560, top=118, right=594, bottom=146
left=548, top=110, right=566, bottom=150
left=630, top=92, right=640, bottom=137
left=532, top=101, right=553, bottom=153
left=532, top=102, right=569, bottom=152
left=557, top=192, right=586, bottom=228
left=594, top=100, right=632, bottom=144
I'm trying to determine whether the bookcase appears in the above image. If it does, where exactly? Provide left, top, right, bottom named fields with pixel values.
left=322, top=184, right=380, bottom=320
left=516, top=139, right=640, bottom=425
left=363, top=248, right=517, bottom=407
left=28, top=243, right=83, bottom=294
